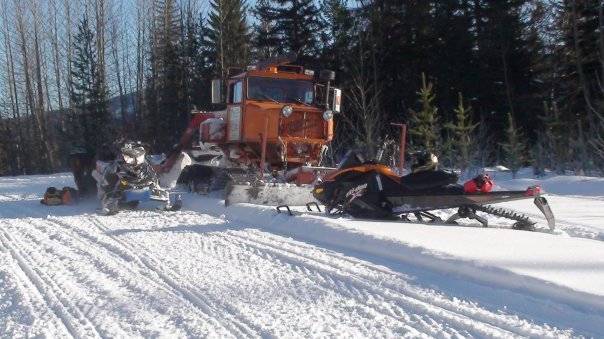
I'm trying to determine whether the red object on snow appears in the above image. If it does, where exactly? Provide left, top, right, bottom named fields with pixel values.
left=158, top=111, right=216, bottom=174
left=464, top=174, right=494, bottom=193
left=525, top=185, right=541, bottom=196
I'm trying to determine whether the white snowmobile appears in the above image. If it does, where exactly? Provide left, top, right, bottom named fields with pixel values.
left=94, top=141, right=182, bottom=215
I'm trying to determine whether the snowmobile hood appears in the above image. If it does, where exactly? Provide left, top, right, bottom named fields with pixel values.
left=322, top=163, right=400, bottom=183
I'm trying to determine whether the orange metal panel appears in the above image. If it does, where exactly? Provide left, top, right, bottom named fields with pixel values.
left=242, top=102, right=280, bottom=142
left=324, top=164, right=400, bottom=183
left=246, top=69, right=313, bottom=81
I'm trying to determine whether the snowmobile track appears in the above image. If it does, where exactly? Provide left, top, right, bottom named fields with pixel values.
left=1, top=200, right=235, bottom=336
left=0, top=195, right=579, bottom=337
left=0, top=232, right=71, bottom=337
left=123, top=210, right=569, bottom=338
left=2, top=174, right=601, bottom=337
left=44, top=216, right=232, bottom=336
left=3, top=216, right=236, bottom=337
left=0, top=226, right=102, bottom=338
left=86, top=215, right=261, bottom=337
left=219, top=230, right=557, bottom=338
left=216, top=232, right=443, bottom=336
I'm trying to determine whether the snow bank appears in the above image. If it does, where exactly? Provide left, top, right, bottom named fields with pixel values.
left=187, top=196, right=604, bottom=314
left=0, top=173, right=74, bottom=203
left=3, top=172, right=604, bottom=317
left=488, top=167, right=604, bottom=197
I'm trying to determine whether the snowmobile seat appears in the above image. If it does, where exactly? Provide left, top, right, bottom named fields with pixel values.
left=398, top=170, right=459, bottom=192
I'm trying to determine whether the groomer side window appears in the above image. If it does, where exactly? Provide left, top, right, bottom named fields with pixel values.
left=229, top=81, right=243, bottom=104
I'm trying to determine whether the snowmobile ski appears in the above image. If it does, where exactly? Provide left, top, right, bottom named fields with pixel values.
left=164, top=194, right=183, bottom=211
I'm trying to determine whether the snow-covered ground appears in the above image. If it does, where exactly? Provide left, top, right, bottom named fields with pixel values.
left=1, top=171, right=603, bottom=337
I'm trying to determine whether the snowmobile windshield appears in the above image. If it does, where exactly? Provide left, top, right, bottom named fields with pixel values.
left=121, top=146, right=146, bottom=167
left=337, top=151, right=366, bottom=169
left=247, top=77, right=314, bottom=104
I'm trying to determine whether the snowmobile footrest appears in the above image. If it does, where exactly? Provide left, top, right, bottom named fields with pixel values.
left=306, top=202, right=321, bottom=212
left=446, top=206, right=489, bottom=227
left=276, top=205, right=294, bottom=216
left=160, top=194, right=182, bottom=211
left=412, top=211, right=442, bottom=223
left=473, top=214, right=489, bottom=227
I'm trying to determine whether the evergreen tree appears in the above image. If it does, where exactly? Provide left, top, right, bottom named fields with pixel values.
left=319, top=0, right=353, bottom=73
left=444, top=92, right=478, bottom=172
left=70, top=14, right=111, bottom=153
left=431, top=0, right=476, bottom=123
left=408, top=73, right=439, bottom=154
left=361, top=0, right=418, bottom=125
left=181, top=4, right=204, bottom=110
left=536, top=101, right=566, bottom=173
left=554, top=0, right=603, bottom=168
left=568, top=122, right=591, bottom=175
left=205, top=0, right=250, bottom=82
left=146, top=0, right=185, bottom=151
left=472, top=0, right=537, bottom=144
left=272, top=0, right=323, bottom=65
left=195, top=14, right=216, bottom=109
left=475, top=115, right=495, bottom=168
left=500, top=112, right=526, bottom=178
left=252, top=0, right=280, bottom=60
left=526, top=1, right=559, bottom=114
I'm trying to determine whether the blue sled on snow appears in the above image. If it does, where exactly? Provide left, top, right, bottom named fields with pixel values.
left=122, top=187, right=182, bottom=211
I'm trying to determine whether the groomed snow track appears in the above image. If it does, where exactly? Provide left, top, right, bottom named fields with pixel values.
left=0, top=173, right=601, bottom=337
left=0, top=210, right=574, bottom=337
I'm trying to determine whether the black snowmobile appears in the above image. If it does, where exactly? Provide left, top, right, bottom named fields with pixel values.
left=312, top=151, right=555, bottom=231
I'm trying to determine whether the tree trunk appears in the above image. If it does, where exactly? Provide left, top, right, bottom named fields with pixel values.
left=31, top=0, right=58, bottom=169
left=501, top=47, right=516, bottom=117
left=15, top=0, right=50, bottom=171
left=110, top=13, right=127, bottom=128
left=1, top=2, right=24, bottom=171
left=571, top=0, right=602, bottom=121
left=49, top=0, right=65, bottom=113
left=64, top=0, right=75, bottom=107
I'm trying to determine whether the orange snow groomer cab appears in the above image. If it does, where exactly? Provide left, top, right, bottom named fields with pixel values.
left=210, top=60, right=341, bottom=170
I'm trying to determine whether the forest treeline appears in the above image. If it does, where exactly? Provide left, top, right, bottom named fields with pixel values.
left=1, top=0, right=603, bottom=176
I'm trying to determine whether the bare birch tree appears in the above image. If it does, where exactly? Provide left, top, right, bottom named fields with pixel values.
left=339, top=35, right=383, bottom=157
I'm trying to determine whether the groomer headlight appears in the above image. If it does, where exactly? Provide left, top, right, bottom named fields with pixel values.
left=323, top=110, right=334, bottom=121
left=281, top=105, right=293, bottom=117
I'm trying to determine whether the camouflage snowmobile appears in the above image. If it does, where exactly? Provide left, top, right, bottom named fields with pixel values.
left=95, top=141, right=182, bottom=215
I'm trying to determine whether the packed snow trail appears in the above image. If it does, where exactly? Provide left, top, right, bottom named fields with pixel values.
left=1, top=209, right=573, bottom=338
left=0, top=173, right=600, bottom=337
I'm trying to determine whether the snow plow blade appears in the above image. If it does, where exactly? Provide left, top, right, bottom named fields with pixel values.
left=225, top=183, right=316, bottom=206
